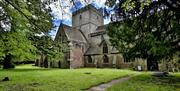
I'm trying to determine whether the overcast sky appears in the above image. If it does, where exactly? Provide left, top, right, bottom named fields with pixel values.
left=49, top=0, right=111, bottom=39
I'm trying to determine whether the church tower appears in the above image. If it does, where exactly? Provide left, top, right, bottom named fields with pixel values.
left=72, top=4, right=104, bottom=42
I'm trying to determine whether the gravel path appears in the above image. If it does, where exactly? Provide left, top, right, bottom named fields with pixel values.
left=85, top=75, right=133, bottom=91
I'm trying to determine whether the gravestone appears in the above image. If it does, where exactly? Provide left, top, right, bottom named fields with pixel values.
left=137, top=66, right=142, bottom=71
left=152, top=72, right=169, bottom=77
left=2, top=77, right=9, bottom=81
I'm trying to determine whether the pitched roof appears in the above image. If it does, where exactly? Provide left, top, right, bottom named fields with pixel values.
left=55, top=24, right=87, bottom=43
left=96, top=25, right=106, bottom=31
left=84, top=46, right=101, bottom=56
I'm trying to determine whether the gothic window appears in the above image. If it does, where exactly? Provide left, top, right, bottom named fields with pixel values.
left=103, top=55, right=109, bottom=63
left=103, top=43, right=108, bottom=53
left=88, top=56, right=92, bottom=63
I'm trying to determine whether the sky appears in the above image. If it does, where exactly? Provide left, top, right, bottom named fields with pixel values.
left=48, top=0, right=111, bottom=39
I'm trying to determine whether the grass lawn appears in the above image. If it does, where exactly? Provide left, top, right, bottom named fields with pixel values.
left=0, top=64, right=134, bottom=91
left=107, top=72, right=180, bottom=91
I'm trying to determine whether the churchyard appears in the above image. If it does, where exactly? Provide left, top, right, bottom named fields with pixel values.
left=0, top=64, right=179, bottom=91
left=0, top=0, right=180, bottom=91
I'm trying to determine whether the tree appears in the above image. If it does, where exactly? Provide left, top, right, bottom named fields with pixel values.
left=0, top=0, right=53, bottom=32
left=0, top=0, right=54, bottom=69
left=106, top=0, right=180, bottom=70
left=0, top=31, right=37, bottom=69
left=30, top=35, right=63, bottom=68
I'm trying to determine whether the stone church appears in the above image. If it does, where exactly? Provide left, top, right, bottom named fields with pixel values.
left=55, top=5, right=127, bottom=68
left=36, top=4, right=175, bottom=71
left=54, top=4, right=127, bottom=69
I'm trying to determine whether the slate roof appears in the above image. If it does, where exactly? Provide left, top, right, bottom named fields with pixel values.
left=85, top=32, right=119, bottom=55
left=57, top=24, right=87, bottom=43
left=100, top=34, right=111, bottom=45
left=96, top=25, right=106, bottom=31
left=84, top=46, right=101, bottom=56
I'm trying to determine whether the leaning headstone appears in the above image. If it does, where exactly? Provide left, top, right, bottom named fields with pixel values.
left=2, top=77, right=9, bottom=81
left=152, top=72, right=169, bottom=77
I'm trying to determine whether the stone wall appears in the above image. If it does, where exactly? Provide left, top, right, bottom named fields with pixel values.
left=84, top=55, right=149, bottom=70
left=84, top=54, right=124, bottom=68
left=69, top=45, right=85, bottom=68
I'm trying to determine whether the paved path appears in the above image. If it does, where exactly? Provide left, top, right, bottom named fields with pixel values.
left=85, top=75, right=133, bottom=91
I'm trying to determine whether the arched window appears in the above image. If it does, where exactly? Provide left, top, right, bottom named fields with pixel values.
left=88, top=56, right=92, bottom=63
left=103, top=55, right=109, bottom=63
left=103, top=43, right=108, bottom=53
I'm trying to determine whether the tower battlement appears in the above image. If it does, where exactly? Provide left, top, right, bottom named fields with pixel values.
left=72, top=4, right=104, bottom=41
left=72, top=4, right=103, bottom=17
